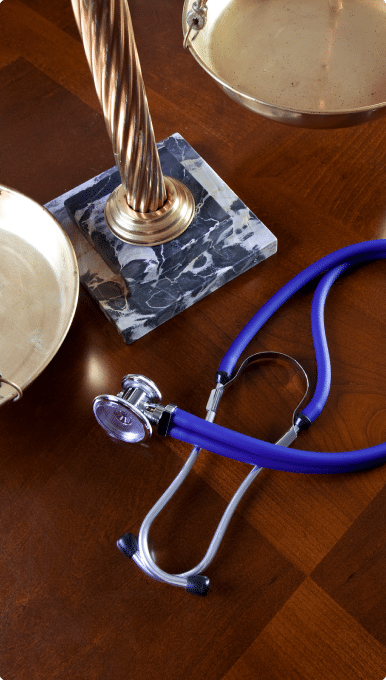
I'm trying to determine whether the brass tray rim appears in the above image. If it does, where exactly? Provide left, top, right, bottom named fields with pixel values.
left=186, top=38, right=386, bottom=117
left=0, top=184, right=79, bottom=405
left=182, top=0, right=386, bottom=126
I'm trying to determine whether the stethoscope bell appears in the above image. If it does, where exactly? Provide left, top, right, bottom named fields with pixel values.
left=93, top=374, right=162, bottom=443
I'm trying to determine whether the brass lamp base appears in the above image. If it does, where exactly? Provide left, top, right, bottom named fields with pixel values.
left=104, top=176, right=195, bottom=246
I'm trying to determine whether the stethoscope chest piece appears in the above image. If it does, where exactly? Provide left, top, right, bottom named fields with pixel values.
left=93, top=374, right=162, bottom=443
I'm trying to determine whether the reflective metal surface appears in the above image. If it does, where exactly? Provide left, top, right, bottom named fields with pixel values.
left=183, top=0, right=386, bottom=128
left=71, top=0, right=166, bottom=213
left=104, top=176, right=196, bottom=246
left=72, top=0, right=194, bottom=244
left=0, top=185, right=79, bottom=405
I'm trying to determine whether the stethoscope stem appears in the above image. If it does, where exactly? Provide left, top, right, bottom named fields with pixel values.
left=126, top=400, right=223, bottom=592
left=135, top=444, right=201, bottom=588
left=127, top=449, right=264, bottom=592
left=118, top=361, right=305, bottom=594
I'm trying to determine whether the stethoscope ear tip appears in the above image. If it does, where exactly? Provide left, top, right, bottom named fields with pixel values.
left=117, top=532, right=138, bottom=558
left=117, top=533, right=210, bottom=595
left=185, top=574, right=210, bottom=597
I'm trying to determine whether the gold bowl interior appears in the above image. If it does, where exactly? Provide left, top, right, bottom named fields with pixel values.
left=0, top=186, right=79, bottom=404
left=183, top=0, right=386, bottom=128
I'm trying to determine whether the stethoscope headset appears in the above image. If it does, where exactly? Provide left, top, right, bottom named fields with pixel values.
left=93, top=240, right=386, bottom=596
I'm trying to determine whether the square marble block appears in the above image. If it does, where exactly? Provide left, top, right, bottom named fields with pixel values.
left=46, top=134, right=277, bottom=344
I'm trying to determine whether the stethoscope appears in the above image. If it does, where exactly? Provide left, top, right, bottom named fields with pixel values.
left=93, top=240, right=386, bottom=596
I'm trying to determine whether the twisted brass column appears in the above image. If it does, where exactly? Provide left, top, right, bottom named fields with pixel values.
left=71, top=0, right=195, bottom=245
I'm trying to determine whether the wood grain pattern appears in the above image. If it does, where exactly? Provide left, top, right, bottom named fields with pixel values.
left=1, top=0, right=386, bottom=678
left=223, top=579, right=386, bottom=680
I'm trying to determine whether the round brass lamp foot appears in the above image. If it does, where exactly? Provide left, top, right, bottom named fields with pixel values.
left=104, top=176, right=195, bottom=246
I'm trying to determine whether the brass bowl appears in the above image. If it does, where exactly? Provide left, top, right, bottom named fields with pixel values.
left=0, top=185, right=79, bottom=404
left=182, top=0, right=386, bottom=128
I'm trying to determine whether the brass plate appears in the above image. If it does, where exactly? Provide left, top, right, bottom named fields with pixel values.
left=0, top=185, right=79, bottom=405
left=183, top=0, right=386, bottom=128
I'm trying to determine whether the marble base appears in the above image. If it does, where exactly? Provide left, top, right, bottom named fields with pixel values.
left=46, top=134, right=277, bottom=344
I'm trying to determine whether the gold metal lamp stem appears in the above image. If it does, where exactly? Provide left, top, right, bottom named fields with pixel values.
left=71, top=0, right=195, bottom=245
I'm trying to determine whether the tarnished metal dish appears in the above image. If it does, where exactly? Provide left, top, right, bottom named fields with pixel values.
left=0, top=185, right=79, bottom=405
left=182, top=0, right=386, bottom=128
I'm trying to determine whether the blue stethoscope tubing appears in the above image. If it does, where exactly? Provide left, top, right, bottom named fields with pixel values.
left=168, top=240, right=386, bottom=475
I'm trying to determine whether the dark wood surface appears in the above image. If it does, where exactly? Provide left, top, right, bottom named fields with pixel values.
left=2, top=1, right=386, bottom=678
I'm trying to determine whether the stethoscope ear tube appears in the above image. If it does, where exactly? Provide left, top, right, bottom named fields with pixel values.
left=167, top=240, right=386, bottom=474
left=300, top=262, right=349, bottom=424
left=168, top=408, right=386, bottom=474
left=219, top=240, right=386, bottom=378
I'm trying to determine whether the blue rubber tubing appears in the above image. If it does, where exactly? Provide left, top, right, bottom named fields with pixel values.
left=301, top=262, right=351, bottom=424
left=168, top=240, right=386, bottom=474
left=218, top=241, right=386, bottom=376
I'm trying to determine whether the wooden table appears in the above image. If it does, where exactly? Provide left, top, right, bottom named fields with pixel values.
left=2, top=1, right=386, bottom=678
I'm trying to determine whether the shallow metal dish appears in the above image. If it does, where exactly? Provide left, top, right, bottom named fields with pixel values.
left=0, top=185, right=79, bottom=405
left=182, top=0, right=386, bottom=128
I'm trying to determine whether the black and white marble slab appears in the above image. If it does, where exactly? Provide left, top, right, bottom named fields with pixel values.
left=46, top=134, right=277, bottom=344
